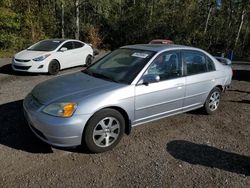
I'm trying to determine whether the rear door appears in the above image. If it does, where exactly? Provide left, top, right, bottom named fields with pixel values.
left=57, top=41, right=75, bottom=69
left=134, top=50, right=185, bottom=124
left=72, top=41, right=86, bottom=66
left=182, top=50, right=217, bottom=111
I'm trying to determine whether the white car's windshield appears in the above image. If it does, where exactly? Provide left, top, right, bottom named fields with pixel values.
left=28, top=40, right=64, bottom=51
left=84, top=48, right=155, bottom=84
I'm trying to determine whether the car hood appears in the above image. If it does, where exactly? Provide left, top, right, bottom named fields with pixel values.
left=31, top=72, right=122, bottom=105
left=15, top=50, right=51, bottom=60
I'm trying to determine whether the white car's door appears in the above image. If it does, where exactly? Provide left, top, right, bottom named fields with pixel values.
left=72, top=41, right=88, bottom=66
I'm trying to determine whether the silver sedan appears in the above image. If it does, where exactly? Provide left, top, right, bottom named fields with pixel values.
left=23, top=44, right=232, bottom=153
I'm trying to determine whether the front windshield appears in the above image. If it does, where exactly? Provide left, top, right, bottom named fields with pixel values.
left=28, top=40, right=64, bottom=51
left=84, top=48, right=155, bottom=84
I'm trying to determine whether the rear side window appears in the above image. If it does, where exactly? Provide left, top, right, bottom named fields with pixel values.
left=73, top=41, right=84, bottom=49
left=61, top=42, right=74, bottom=50
left=207, top=57, right=216, bottom=71
left=183, top=51, right=207, bottom=75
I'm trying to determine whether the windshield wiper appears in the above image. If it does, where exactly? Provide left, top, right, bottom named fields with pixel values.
left=92, top=72, right=119, bottom=83
left=82, top=69, right=119, bottom=83
left=82, top=69, right=93, bottom=76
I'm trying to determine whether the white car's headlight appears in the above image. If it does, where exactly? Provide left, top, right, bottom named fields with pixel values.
left=33, top=54, right=51, bottom=61
left=42, top=102, right=77, bottom=117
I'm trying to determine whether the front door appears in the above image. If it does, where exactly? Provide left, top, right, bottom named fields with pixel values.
left=57, top=41, right=75, bottom=69
left=134, top=50, right=185, bottom=125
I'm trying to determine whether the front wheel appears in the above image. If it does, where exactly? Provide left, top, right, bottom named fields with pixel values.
left=203, top=87, right=221, bottom=115
left=48, top=60, right=60, bottom=75
left=83, top=109, right=125, bottom=153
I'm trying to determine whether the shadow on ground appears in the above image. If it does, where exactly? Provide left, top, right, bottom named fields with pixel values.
left=0, top=100, right=91, bottom=154
left=229, top=89, right=250, bottom=95
left=229, top=100, right=250, bottom=104
left=167, top=140, right=250, bottom=176
left=0, top=100, right=52, bottom=153
left=0, top=64, right=37, bottom=76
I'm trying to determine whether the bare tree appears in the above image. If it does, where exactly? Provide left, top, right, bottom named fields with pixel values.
left=61, top=0, right=65, bottom=38
left=235, top=10, right=246, bottom=48
left=204, top=5, right=213, bottom=34
left=75, top=0, right=80, bottom=39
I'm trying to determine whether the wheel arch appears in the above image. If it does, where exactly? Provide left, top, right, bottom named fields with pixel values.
left=50, top=59, right=61, bottom=70
left=215, top=85, right=223, bottom=92
left=82, top=106, right=132, bottom=142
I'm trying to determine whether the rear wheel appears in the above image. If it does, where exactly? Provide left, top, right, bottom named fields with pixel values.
left=83, top=109, right=125, bottom=153
left=85, top=55, right=93, bottom=66
left=48, top=60, right=60, bottom=75
left=203, top=87, right=221, bottom=114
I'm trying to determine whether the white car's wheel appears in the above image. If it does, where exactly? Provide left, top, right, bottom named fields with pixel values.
left=48, top=60, right=60, bottom=75
left=85, top=55, right=93, bottom=66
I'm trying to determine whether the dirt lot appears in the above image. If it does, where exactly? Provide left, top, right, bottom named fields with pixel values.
left=0, top=57, right=249, bottom=187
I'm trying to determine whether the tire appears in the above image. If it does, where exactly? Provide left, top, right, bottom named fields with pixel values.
left=203, top=87, right=222, bottom=115
left=85, top=55, right=93, bottom=66
left=83, top=108, right=125, bottom=153
left=48, top=60, right=60, bottom=75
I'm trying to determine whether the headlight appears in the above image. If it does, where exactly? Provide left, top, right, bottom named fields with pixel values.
left=33, top=54, right=51, bottom=61
left=42, top=102, right=77, bottom=117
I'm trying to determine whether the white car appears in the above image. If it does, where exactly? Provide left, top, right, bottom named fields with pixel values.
left=12, top=39, right=94, bottom=75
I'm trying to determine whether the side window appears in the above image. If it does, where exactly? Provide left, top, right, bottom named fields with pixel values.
left=73, top=41, right=84, bottom=49
left=207, top=57, right=216, bottom=71
left=146, top=51, right=182, bottom=81
left=61, top=42, right=74, bottom=50
left=183, top=51, right=207, bottom=75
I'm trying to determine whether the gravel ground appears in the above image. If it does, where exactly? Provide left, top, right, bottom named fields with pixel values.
left=0, top=57, right=249, bottom=187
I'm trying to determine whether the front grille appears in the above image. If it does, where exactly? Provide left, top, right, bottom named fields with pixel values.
left=29, top=94, right=43, bottom=110
left=29, top=123, right=47, bottom=141
left=15, top=58, right=30, bottom=62
left=14, top=65, right=31, bottom=70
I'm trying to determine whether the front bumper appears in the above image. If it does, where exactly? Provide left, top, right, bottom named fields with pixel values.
left=12, top=58, right=48, bottom=73
left=23, top=95, right=91, bottom=147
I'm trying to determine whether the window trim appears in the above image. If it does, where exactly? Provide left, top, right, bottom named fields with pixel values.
left=58, top=41, right=74, bottom=51
left=73, top=41, right=85, bottom=49
left=206, top=56, right=216, bottom=72
left=136, top=50, right=184, bottom=85
left=181, top=49, right=213, bottom=76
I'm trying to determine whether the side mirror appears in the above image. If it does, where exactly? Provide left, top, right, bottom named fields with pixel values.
left=142, top=74, right=160, bottom=85
left=60, top=47, right=68, bottom=52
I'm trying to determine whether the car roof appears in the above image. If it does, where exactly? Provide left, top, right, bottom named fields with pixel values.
left=121, top=44, right=194, bottom=52
left=43, top=39, right=83, bottom=43
left=150, top=39, right=174, bottom=43
left=44, top=39, right=67, bottom=42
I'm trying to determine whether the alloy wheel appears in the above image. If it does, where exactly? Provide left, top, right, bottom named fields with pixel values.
left=92, top=117, right=120, bottom=147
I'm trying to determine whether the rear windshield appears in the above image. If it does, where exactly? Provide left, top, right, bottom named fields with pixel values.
left=28, top=40, right=64, bottom=51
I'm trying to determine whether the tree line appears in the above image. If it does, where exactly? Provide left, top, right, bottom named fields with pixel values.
left=0, top=0, right=249, bottom=58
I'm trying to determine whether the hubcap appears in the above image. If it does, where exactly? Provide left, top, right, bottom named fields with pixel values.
left=93, top=117, right=120, bottom=147
left=209, top=91, right=220, bottom=111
